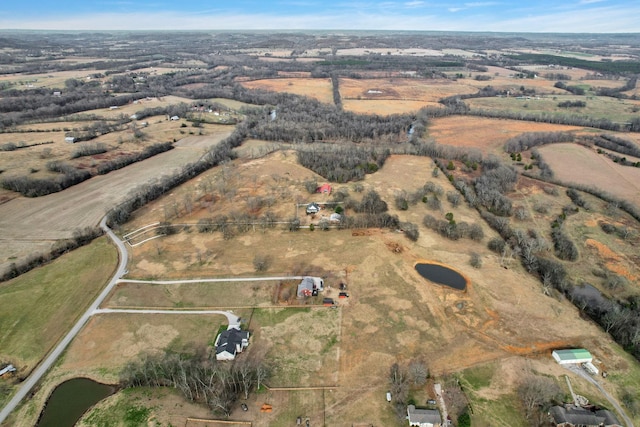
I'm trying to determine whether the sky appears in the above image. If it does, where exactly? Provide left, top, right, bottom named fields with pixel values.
left=0, top=0, right=639, bottom=33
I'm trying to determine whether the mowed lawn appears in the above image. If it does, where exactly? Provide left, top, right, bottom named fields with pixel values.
left=0, top=237, right=117, bottom=371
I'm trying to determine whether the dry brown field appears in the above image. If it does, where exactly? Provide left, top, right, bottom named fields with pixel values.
left=0, top=116, right=221, bottom=180
left=427, top=116, right=582, bottom=154
left=29, top=152, right=636, bottom=427
left=538, top=143, right=640, bottom=208
left=239, top=78, right=334, bottom=104
left=0, top=128, right=233, bottom=274
left=342, top=99, right=441, bottom=115
left=339, top=77, right=476, bottom=102
left=336, top=48, right=444, bottom=56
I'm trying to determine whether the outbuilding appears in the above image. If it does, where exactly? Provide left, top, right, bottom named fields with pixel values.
left=552, top=349, right=593, bottom=365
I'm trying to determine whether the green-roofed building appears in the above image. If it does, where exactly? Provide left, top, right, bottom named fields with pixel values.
left=552, top=349, right=593, bottom=365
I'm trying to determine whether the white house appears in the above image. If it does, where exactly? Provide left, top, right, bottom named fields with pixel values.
left=214, top=326, right=249, bottom=361
left=407, top=405, right=441, bottom=427
left=306, top=202, right=320, bottom=215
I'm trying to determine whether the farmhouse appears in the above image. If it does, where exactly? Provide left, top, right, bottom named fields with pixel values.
left=549, top=405, right=621, bottom=427
left=407, top=405, right=442, bottom=427
left=214, top=326, right=250, bottom=361
left=552, top=349, right=599, bottom=374
left=306, top=202, right=320, bottom=215
left=296, top=276, right=324, bottom=298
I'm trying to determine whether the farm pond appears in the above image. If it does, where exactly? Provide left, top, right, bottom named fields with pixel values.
left=415, top=262, right=467, bottom=291
left=37, top=378, right=116, bottom=427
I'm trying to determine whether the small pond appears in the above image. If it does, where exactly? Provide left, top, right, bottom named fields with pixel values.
left=37, top=378, right=116, bottom=427
left=570, top=283, right=608, bottom=309
left=415, top=262, right=467, bottom=291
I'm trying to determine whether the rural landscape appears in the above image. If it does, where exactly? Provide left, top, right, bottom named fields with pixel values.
left=0, top=30, right=639, bottom=427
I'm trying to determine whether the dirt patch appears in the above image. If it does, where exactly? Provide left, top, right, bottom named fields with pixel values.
left=585, top=238, right=637, bottom=281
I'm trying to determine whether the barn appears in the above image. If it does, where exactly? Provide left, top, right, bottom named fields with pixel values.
left=552, top=349, right=593, bottom=365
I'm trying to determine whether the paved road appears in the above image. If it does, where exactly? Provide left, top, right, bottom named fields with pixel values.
left=565, top=365, right=634, bottom=427
left=93, top=308, right=240, bottom=329
left=0, top=217, right=128, bottom=425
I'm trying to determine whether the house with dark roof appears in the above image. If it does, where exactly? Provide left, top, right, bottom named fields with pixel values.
left=306, top=202, right=320, bottom=215
left=549, top=405, right=622, bottom=427
left=407, top=405, right=442, bottom=427
left=214, top=327, right=250, bottom=361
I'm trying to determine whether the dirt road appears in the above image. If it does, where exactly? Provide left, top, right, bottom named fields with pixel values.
left=0, top=131, right=231, bottom=274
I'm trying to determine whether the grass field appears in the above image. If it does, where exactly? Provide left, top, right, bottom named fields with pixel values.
left=0, top=126, right=233, bottom=275
left=5, top=145, right=640, bottom=426
left=538, top=143, right=640, bottom=208
left=0, top=237, right=116, bottom=371
left=427, top=116, right=582, bottom=154
left=466, top=95, right=640, bottom=123
left=240, top=78, right=334, bottom=104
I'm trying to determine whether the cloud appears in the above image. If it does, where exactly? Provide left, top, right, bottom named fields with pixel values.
left=448, top=7, right=464, bottom=12
left=579, top=0, right=606, bottom=3
left=404, top=1, right=425, bottom=7
left=0, top=3, right=638, bottom=32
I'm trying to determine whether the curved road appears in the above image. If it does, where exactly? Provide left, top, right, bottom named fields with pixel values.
left=0, top=217, right=128, bottom=424
left=565, top=365, right=634, bottom=427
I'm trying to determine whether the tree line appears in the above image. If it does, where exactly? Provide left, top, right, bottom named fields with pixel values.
left=121, top=350, right=268, bottom=417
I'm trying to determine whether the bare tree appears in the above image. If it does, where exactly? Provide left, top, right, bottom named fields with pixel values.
left=517, top=375, right=562, bottom=421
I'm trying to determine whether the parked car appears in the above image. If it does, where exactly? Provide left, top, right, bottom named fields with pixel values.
left=241, top=403, right=248, bottom=411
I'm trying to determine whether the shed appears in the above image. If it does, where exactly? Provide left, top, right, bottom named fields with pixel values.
left=329, top=213, right=342, bottom=223
left=316, top=183, right=332, bottom=194
left=170, top=115, right=180, bottom=121
left=64, top=136, right=76, bottom=143
left=552, top=349, right=593, bottom=365
left=0, top=364, right=16, bottom=377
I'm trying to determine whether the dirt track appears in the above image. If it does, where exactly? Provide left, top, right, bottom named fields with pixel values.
left=0, top=131, right=232, bottom=274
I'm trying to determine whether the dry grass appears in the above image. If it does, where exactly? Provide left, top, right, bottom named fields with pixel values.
left=538, top=143, right=640, bottom=209
left=9, top=148, right=640, bottom=427
left=0, top=126, right=233, bottom=274
left=240, top=78, right=334, bottom=104
left=339, top=78, right=476, bottom=103
left=428, top=116, right=581, bottom=155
